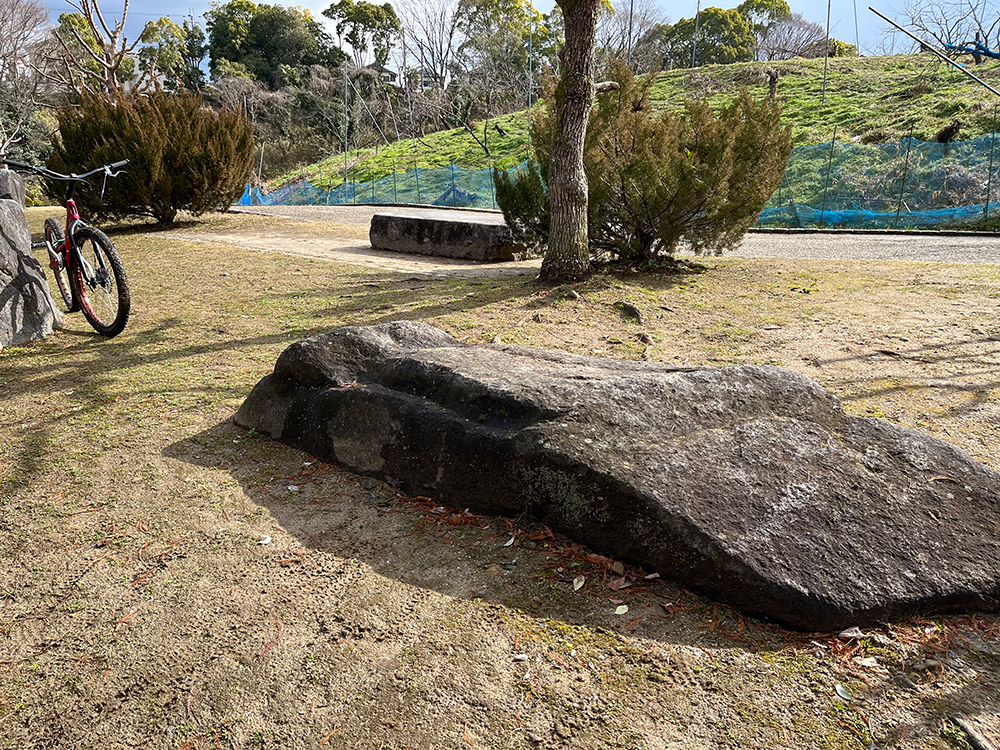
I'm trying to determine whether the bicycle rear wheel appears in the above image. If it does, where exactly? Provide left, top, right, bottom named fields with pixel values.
left=73, top=226, right=131, bottom=338
left=45, top=217, right=77, bottom=312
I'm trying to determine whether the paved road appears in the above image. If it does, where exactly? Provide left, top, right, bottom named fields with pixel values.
left=231, top=205, right=1000, bottom=267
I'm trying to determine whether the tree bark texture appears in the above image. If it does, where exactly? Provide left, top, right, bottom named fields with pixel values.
left=540, top=0, right=601, bottom=283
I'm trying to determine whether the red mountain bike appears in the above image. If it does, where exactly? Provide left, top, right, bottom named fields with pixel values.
left=2, top=158, right=131, bottom=338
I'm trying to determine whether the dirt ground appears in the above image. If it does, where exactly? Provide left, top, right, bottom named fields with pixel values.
left=1, top=208, right=999, bottom=750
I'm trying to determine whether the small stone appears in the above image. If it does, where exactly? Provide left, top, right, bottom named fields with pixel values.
left=870, top=633, right=898, bottom=648
left=360, top=478, right=379, bottom=490
left=892, top=673, right=920, bottom=691
left=911, top=659, right=941, bottom=672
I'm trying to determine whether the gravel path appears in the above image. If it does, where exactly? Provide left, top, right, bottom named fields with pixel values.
left=231, top=205, right=1000, bottom=265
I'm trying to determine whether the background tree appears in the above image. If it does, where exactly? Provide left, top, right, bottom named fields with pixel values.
left=205, top=0, right=256, bottom=79
left=206, top=1, right=338, bottom=88
left=451, top=0, right=547, bottom=147
left=595, top=0, right=666, bottom=72
left=0, top=0, right=51, bottom=158
left=660, top=7, right=756, bottom=68
left=736, top=0, right=791, bottom=59
left=892, top=0, right=999, bottom=55
left=323, top=0, right=401, bottom=68
left=756, top=12, right=825, bottom=59
left=139, top=18, right=207, bottom=92
left=395, top=0, right=461, bottom=89
left=44, top=0, right=150, bottom=98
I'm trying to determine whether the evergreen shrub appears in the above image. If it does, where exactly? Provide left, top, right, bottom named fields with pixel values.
left=494, top=61, right=793, bottom=263
left=48, top=90, right=255, bottom=224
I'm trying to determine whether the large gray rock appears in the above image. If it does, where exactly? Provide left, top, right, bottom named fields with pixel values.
left=370, top=209, right=526, bottom=261
left=0, top=170, right=60, bottom=349
left=235, top=321, right=1000, bottom=631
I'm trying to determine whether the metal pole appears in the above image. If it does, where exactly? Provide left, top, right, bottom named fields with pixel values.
left=691, top=0, right=701, bottom=68
left=401, top=32, right=422, bottom=204
left=528, top=14, right=532, bottom=154
left=822, top=0, right=832, bottom=103
left=626, top=0, right=635, bottom=67
left=986, top=104, right=997, bottom=218
left=257, top=143, right=264, bottom=183
left=819, top=127, right=837, bottom=225
left=489, top=161, right=496, bottom=208
left=854, top=0, right=860, bottom=52
left=343, top=63, right=349, bottom=201
left=894, top=126, right=914, bottom=229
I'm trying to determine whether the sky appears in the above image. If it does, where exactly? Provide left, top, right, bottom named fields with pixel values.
left=44, top=0, right=911, bottom=60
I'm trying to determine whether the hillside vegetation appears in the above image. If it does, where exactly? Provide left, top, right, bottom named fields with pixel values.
left=274, top=53, right=1000, bottom=192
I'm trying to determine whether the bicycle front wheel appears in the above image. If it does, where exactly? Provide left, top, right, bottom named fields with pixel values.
left=45, top=217, right=77, bottom=312
left=73, top=227, right=131, bottom=338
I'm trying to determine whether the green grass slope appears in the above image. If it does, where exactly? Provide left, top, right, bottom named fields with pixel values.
left=274, top=53, right=1000, bottom=190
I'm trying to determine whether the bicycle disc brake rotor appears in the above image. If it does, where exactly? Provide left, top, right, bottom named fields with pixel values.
left=93, top=267, right=113, bottom=292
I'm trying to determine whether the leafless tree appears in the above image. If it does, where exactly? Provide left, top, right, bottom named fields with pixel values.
left=0, top=0, right=48, bottom=82
left=40, top=0, right=152, bottom=99
left=0, top=0, right=52, bottom=155
left=892, top=0, right=1000, bottom=55
left=396, top=0, right=461, bottom=89
left=595, top=0, right=666, bottom=72
left=757, top=13, right=826, bottom=60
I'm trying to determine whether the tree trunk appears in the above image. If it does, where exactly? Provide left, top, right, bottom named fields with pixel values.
left=540, top=0, right=601, bottom=284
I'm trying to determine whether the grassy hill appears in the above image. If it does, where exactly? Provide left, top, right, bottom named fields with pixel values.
left=273, top=53, right=1000, bottom=191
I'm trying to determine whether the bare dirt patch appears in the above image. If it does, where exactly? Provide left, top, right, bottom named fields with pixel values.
left=1, top=208, right=998, bottom=750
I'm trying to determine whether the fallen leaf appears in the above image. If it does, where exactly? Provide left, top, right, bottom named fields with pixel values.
left=573, top=575, right=585, bottom=591
left=609, top=576, right=631, bottom=590
left=614, top=605, right=629, bottom=615
left=503, top=536, right=515, bottom=547
left=644, top=572, right=660, bottom=580
left=839, top=626, right=865, bottom=640
left=834, top=684, right=853, bottom=702
left=611, top=561, right=625, bottom=575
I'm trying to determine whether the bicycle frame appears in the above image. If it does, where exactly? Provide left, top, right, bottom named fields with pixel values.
left=38, top=167, right=120, bottom=297
left=3, top=155, right=131, bottom=337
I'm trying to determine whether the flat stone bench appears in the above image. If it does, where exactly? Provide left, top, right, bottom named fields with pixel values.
left=369, top=209, right=527, bottom=262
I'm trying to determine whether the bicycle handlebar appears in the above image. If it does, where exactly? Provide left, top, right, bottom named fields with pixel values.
left=0, top=158, right=129, bottom=182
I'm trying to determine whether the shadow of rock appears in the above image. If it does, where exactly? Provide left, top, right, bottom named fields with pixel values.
left=232, top=321, right=1000, bottom=632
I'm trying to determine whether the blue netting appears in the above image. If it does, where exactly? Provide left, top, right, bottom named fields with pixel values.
left=237, top=135, right=1000, bottom=229
left=238, top=163, right=501, bottom=210
left=763, top=135, right=1000, bottom=228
